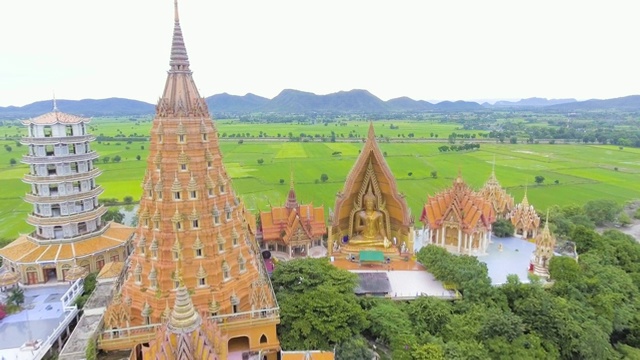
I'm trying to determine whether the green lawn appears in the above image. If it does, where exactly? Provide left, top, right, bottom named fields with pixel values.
left=1, top=119, right=639, bottom=245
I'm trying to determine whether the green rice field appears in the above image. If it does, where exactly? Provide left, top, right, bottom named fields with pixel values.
left=1, top=118, right=639, bottom=243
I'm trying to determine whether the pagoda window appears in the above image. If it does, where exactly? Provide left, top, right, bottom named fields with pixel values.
left=214, top=215, right=220, bottom=225
left=180, top=163, right=188, bottom=171
left=148, top=190, right=153, bottom=199
left=174, top=191, right=181, bottom=200
left=156, top=163, right=161, bottom=171
left=225, top=210, right=232, bottom=221
left=65, top=125, right=73, bottom=136
left=157, top=191, right=163, bottom=200
left=139, top=245, right=146, bottom=255
left=175, top=221, right=183, bottom=231
left=195, top=248, right=203, bottom=258
left=135, top=273, right=142, bottom=284
left=207, top=161, right=213, bottom=169
left=44, top=126, right=52, bottom=137
left=208, top=188, right=214, bottom=197
left=190, top=190, right=197, bottom=199
left=68, top=144, right=76, bottom=154
left=219, top=184, right=225, bottom=194
left=238, top=256, right=246, bottom=273
left=178, top=134, right=186, bottom=143
left=222, top=262, right=230, bottom=281
left=49, top=184, right=59, bottom=196
left=154, top=221, right=160, bottom=230
left=192, top=220, right=199, bottom=229
left=70, top=162, right=78, bottom=173
left=143, top=316, right=150, bottom=325
left=158, top=134, right=163, bottom=143
left=231, top=296, right=239, bottom=313
left=150, top=278, right=157, bottom=289
left=217, top=242, right=224, bottom=253
left=152, top=248, right=158, bottom=259
left=144, top=218, right=149, bottom=228
left=202, top=133, right=208, bottom=141
left=173, top=249, right=179, bottom=261
left=198, top=277, right=206, bottom=286
left=110, top=254, right=120, bottom=262
left=78, top=222, right=87, bottom=234
left=47, top=164, right=57, bottom=176
left=45, top=145, right=54, bottom=156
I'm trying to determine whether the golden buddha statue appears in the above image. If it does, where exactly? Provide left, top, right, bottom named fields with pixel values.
left=351, top=190, right=389, bottom=247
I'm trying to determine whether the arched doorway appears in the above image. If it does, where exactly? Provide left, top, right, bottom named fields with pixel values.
left=228, top=336, right=250, bottom=354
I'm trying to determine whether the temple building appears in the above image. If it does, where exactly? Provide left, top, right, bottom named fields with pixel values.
left=101, top=1, right=279, bottom=358
left=510, top=189, right=540, bottom=239
left=420, top=173, right=495, bottom=255
left=478, top=165, right=514, bottom=219
left=328, top=123, right=414, bottom=257
left=0, top=103, right=133, bottom=284
left=530, top=212, right=556, bottom=279
left=258, top=174, right=326, bottom=259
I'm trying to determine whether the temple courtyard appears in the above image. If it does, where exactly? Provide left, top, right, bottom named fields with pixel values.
left=0, top=284, right=73, bottom=359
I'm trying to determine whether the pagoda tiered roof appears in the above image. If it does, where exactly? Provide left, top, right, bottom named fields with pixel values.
left=421, top=173, right=495, bottom=232
left=478, top=166, right=514, bottom=218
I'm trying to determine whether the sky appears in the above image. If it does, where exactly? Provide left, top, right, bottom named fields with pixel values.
left=1, top=0, right=639, bottom=107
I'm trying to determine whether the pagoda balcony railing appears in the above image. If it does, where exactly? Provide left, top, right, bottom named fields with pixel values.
left=21, top=134, right=95, bottom=145
left=22, top=150, right=99, bottom=164
left=98, top=306, right=280, bottom=345
left=23, top=168, right=102, bottom=183
left=27, top=205, right=107, bottom=226
left=25, top=186, right=104, bottom=204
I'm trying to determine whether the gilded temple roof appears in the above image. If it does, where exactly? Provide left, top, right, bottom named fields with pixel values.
left=478, top=168, right=514, bottom=217
left=0, top=222, right=133, bottom=264
left=510, top=191, right=541, bottom=230
left=421, top=173, right=495, bottom=232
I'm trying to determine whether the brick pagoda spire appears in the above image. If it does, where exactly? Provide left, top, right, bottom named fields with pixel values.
left=110, top=1, right=279, bottom=356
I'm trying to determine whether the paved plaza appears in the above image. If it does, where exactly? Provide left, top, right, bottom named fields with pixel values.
left=0, top=284, right=70, bottom=357
left=481, top=236, right=536, bottom=285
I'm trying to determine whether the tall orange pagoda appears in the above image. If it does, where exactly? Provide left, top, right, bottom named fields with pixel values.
left=259, top=173, right=326, bottom=259
left=102, top=1, right=279, bottom=358
left=421, top=172, right=495, bottom=255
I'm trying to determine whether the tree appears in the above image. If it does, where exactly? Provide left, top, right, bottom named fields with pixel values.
left=320, top=173, right=329, bottom=183
left=534, top=175, right=545, bottom=184
left=279, top=178, right=285, bottom=185
left=113, top=155, right=122, bottom=163
left=7, top=287, right=25, bottom=307
left=430, top=170, right=438, bottom=179
left=9, top=158, right=16, bottom=166
left=102, top=156, right=110, bottom=163
left=257, top=158, right=264, bottom=165
left=123, top=196, right=134, bottom=204
left=136, top=155, right=141, bottom=161
left=335, top=335, right=373, bottom=360
left=273, top=259, right=367, bottom=350
left=583, top=199, right=622, bottom=226
left=102, top=208, right=125, bottom=224
left=618, top=212, right=632, bottom=227
left=408, top=172, right=413, bottom=177
left=492, top=219, right=514, bottom=237
left=510, top=137, right=517, bottom=144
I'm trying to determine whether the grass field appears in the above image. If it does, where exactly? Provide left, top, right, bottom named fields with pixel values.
left=1, top=118, right=639, bottom=243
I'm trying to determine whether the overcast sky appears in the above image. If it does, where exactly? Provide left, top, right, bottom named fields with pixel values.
left=1, top=0, right=639, bottom=106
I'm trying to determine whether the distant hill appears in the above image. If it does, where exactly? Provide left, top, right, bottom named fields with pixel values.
left=0, top=98, right=154, bottom=119
left=544, top=95, right=640, bottom=111
left=493, top=97, right=577, bottom=107
left=260, top=89, right=389, bottom=113
left=3, top=92, right=639, bottom=118
left=205, top=93, right=269, bottom=113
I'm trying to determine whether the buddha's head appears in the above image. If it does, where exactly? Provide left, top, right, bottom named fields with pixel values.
left=364, top=189, right=376, bottom=210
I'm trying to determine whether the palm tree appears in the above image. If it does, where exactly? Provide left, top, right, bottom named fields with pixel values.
left=7, top=287, right=25, bottom=307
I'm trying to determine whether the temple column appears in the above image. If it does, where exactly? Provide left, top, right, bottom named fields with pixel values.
left=440, top=227, right=445, bottom=246
left=457, top=228, right=462, bottom=253
left=305, top=243, right=309, bottom=257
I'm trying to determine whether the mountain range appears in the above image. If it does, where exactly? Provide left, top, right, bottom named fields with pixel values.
left=1, top=90, right=640, bottom=118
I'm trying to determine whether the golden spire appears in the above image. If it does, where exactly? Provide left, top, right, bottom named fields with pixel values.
left=522, top=184, right=529, bottom=207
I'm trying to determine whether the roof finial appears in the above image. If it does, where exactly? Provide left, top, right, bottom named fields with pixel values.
left=491, top=154, right=496, bottom=176
left=174, top=0, right=180, bottom=23
left=289, top=164, right=295, bottom=190
left=53, top=92, right=58, bottom=112
left=367, top=121, right=376, bottom=140
left=169, top=0, right=190, bottom=72
left=544, top=208, right=550, bottom=229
